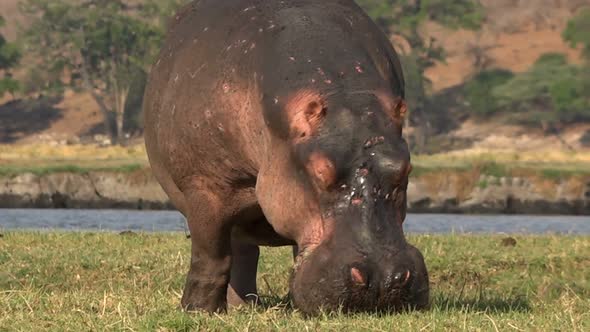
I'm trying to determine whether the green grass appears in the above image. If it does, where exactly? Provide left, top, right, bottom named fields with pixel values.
left=412, top=158, right=590, bottom=180
left=0, top=143, right=148, bottom=176
left=0, top=163, right=143, bottom=177
left=1, top=233, right=588, bottom=331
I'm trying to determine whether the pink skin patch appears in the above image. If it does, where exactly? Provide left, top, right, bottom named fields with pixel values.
left=351, top=267, right=366, bottom=286
left=284, top=90, right=327, bottom=143
left=400, top=270, right=411, bottom=287
left=306, top=152, right=336, bottom=190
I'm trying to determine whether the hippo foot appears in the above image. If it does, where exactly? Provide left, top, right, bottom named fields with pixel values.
left=181, top=267, right=229, bottom=313
left=227, top=242, right=260, bottom=309
left=227, top=285, right=261, bottom=309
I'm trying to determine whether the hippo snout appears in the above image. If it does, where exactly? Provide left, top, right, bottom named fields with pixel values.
left=290, top=244, right=430, bottom=315
left=350, top=262, right=411, bottom=291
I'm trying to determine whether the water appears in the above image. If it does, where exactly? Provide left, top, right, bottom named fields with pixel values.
left=1, top=209, right=589, bottom=234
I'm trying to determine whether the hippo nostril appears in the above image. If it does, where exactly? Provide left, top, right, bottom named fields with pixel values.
left=350, top=267, right=367, bottom=286
left=398, top=270, right=411, bottom=287
left=389, top=269, right=411, bottom=289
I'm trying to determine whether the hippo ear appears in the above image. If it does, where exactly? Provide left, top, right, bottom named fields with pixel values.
left=392, top=98, right=408, bottom=120
left=373, top=90, right=407, bottom=124
left=285, top=90, right=327, bottom=142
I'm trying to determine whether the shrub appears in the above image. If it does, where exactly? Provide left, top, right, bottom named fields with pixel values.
left=491, top=53, right=590, bottom=124
left=464, top=69, right=514, bottom=115
left=563, top=7, right=590, bottom=60
left=0, top=15, right=21, bottom=97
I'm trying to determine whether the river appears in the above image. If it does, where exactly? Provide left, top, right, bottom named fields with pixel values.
left=0, top=209, right=589, bottom=234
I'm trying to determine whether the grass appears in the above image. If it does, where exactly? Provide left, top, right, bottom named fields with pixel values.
left=0, top=163, right=143, bottom=177
left=0, top=232, right=588, bottom=331
left=1, top=143, right=590, bottom=181
left=412, top=149, right=590, bottom=179
left=0, top=144, right=148, bottom=176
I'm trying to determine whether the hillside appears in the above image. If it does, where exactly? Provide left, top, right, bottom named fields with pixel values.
left=424, top=0, right=587, bottom=91
left=1, top=0, right=589, bottom=151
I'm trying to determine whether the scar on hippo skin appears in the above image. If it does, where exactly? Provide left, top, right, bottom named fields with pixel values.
left=284, top=90, right=327, bottom=142
left=306, top=152, right=336, bottom=190
left=364, top=136, right=385, bottom=149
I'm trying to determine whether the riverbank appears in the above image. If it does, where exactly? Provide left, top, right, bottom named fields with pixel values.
left=1, top=168, right=589, bottom=214
left=1, top=144, right=589, bottom=214
left=0, top=233, right=588, bottom=330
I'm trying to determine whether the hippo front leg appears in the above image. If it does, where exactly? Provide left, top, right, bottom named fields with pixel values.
left=181, top=187, right=232, bottom=313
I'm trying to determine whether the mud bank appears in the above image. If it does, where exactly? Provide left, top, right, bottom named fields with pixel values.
left=1, top=170, right=589, bottom=214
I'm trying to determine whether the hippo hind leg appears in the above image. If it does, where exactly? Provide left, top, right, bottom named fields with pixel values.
left=227, top=240, right=260, bottom=307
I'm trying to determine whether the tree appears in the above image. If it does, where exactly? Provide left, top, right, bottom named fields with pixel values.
left=464, top=69, right=514, bottom=115
left=491, top=53, right=590, bottom=124
left=466, top=8, right=590, bottom=127
left=563, top=7, right=590, bottom=61
left=20, top=0, right=164, bottom=143
left=0, top=15, right=21, bottom=99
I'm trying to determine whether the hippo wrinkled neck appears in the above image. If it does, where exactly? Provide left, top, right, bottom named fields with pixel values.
left=292, top=245, right=316, bottom=275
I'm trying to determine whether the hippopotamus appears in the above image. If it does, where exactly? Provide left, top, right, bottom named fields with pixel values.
left=143, top=0, right=429, bottom=314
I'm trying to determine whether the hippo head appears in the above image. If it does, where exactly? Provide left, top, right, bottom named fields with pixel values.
left=281, top=90, right=429, bottom=315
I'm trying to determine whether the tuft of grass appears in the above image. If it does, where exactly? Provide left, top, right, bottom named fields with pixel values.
left=0, top=232, right=588, bottom=331
left=477, top=179, right=489, bottom=189
left=477, top=161, right=509, bottom=177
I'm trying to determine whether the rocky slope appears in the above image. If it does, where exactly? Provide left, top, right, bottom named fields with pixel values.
left=1, top=170, right=588, bottom=214
left=0, top=170, right=172, bottom=210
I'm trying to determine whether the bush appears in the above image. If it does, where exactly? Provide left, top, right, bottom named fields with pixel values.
left=549, top=73, right=588, bottom=121
left=534, top=53, right=569, bottom=66
left=356, top=0, right=484, bottom=31
left=490, top=53, right=590, bottom=124
left=0, top=15, right=21, bottom=97
left=562, top=7, right=590, bottom=60
left=427, top=0, right=484, bottom=30
left=464, top=69, right=514, bottom=115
